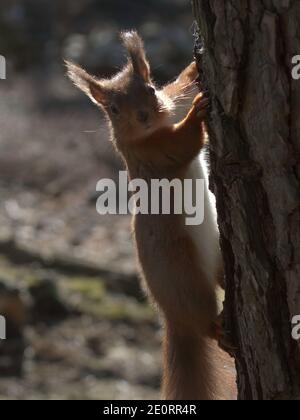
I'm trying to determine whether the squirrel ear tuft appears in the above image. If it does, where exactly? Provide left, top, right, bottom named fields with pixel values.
left=65, top=61, right=107, bottom=106
left=120, top=31, right=151, bottom=83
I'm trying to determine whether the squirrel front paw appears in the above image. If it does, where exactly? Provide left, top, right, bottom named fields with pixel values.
left=191, top=94, right=209, bottom=120
left=192, top=92, right=204, bottom=107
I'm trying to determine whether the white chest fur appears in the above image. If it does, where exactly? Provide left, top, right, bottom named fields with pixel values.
left=168, top=87, right=221, bottom=284
left=184, top=155, right=220, bottom=284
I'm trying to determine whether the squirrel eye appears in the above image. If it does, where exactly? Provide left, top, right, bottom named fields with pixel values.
left=110, top=104, right=120, bottom=115
left=147, top=85, right=156, bottom=96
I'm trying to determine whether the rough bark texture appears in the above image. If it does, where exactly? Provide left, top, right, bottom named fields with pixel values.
left=193, top=0, right=300, bottom=400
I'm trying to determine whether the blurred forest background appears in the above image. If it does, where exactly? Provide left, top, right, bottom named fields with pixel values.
left=0, top=0, right=195, bottom=400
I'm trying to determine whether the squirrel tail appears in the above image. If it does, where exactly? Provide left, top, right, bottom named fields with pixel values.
left=162, top=320, right=237, bottom=400
left=162, top=321, right=219, bottom=400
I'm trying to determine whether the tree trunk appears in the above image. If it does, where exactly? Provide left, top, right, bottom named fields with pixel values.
left=192, top=0, right=300, bottom=400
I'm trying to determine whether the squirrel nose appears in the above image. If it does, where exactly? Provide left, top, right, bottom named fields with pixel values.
left=138, top=111, right=149, bottom=124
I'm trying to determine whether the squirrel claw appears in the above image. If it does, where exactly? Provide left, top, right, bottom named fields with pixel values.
left=209, top=313, right=237, bottom=356
left=219, top=332, right=238, bottom=357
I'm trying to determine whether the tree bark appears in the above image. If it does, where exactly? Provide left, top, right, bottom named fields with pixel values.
left=193, top=0, right=300, bottom=400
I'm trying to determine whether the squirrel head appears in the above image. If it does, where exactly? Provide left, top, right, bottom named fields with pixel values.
left=66, top=31, right=173, bottom=148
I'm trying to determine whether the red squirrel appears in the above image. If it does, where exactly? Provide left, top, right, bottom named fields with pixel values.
left=66, top=31, right=225, bottom=400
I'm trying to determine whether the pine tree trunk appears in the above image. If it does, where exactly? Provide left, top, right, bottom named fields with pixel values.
left=193, top=0, right=300, bottom=400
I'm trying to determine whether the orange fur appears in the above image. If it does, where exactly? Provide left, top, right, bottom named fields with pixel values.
left=124, top=94, right=207, bottom=171
left=125, top=94, right=221, bottom=399
left=66, top=31, right=236, bottom=400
